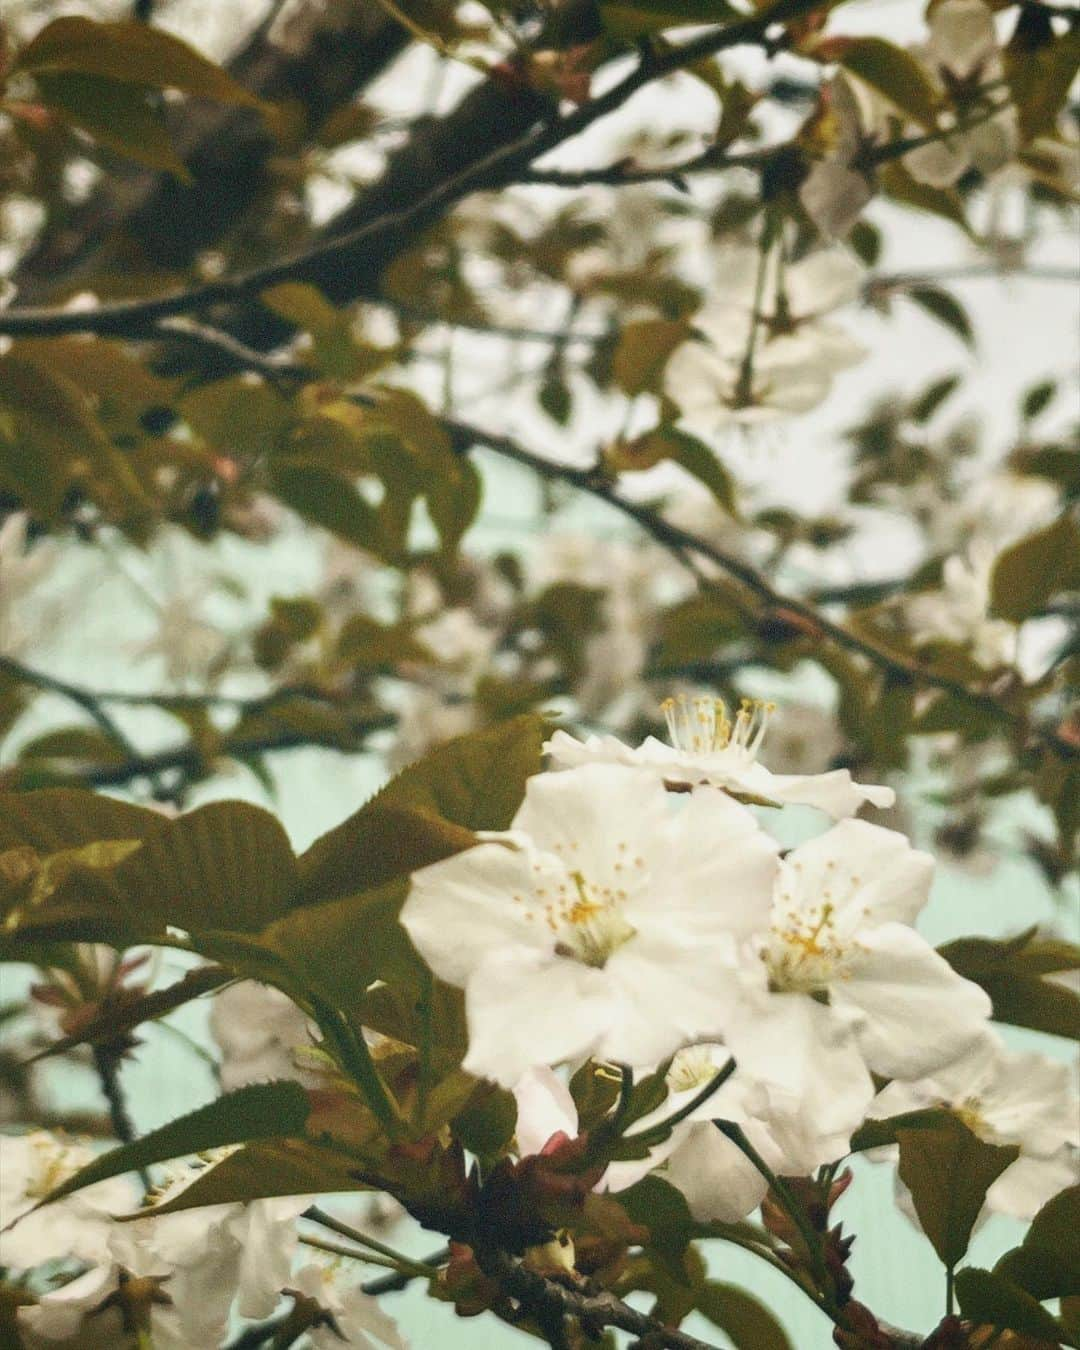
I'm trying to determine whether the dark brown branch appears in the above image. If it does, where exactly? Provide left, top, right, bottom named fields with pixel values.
left=475, top=1249, right=718, bottom=1350
left=0, top=0, right=824, bottom=341
left=0, top=711, right=396, bottom=791
left=11, top=1, right=408, bottom=304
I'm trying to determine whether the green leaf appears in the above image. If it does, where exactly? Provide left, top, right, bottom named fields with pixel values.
left=896, top=1113, right=1019, bottom=1270
left=955, top=1267, right=1076, bottom=1347
left=0, top=795, right=298, bottom=947
left=15, top=17, right=266, bottom=110
left=939, top=928, right=1080, bottom=1041
left=31, top=71, right=190, bottom=177
left=879, top=162, right=969, bottom=235
left=905, top=285, right=975, bottom=349
left=269, top=460, right=388, bottom=558
left=36, top=1081, right=312, bottom=1206
left=996, top=1186, right=1080, bottom=1300
left=835, top=37, right=938, bottom=129
left=696, top=1281, right=793, bottom=1350
left=133, top=1138, right=372, bottom=1217
left=990, top=514, right=1080, bottom=623
left=610, top=320, right=690, bottom=396
left=1005, top=13, right=1080, bottom=143
left=181, top=378, right=294, bottom=460
left=362, top=712, right=545, bottom=834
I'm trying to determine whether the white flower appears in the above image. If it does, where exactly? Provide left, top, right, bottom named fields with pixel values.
left=210, top=980, right=315, bottom=1091
left=0, top=1132, right=134, bottom=1270
left=725, top=820, right=992, bottom=1131
left=129, top=584, right=231, bottom=687
left=870, top=1032, right=1078, bottom=1221
left=18, top=1265, right=135, bottom=1350
left=0, top=513, right=60, bottom=658
left=906, top=542, right=1015, bottom=668
left=401, top=764, right=779, bottom=1087
left=290, top=1261, right=408, bottom=1349
left=798, top=76, right=880, bottom=239
left=546, top=697, right=893, bottom=820
left=903, top=2, right=1018, bottom=187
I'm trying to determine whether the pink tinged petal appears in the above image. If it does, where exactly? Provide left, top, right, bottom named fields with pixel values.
left=836, top=923, right=992, bottom=1080
left=401, top=841, right=550, bottom=988
left=783, top=818, right=934, bottom=927
left=463, top=951, right=614, bottom=1088
left=663, top=1121, right=771, bottom=1223
left=513, top=1068, right=579, bottom=1158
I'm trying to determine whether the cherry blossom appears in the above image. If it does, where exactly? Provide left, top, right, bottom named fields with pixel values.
left=724, top=820, right=992, bottom=1131
left=545, top=696, right=894, bottom=819
left=401, top=763, right=779, bottom=1086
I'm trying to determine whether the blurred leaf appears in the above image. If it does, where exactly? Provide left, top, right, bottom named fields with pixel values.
left=29, top=965, right=231, bottom=1062
left=269, top=460, right=388, bottom=558
left=1005, top=12, right=1080, bottom=142
left=955, top=1267, right=1076, bottom=1347
left=611, top=320, right=689, bottom=396
left=879, top=163, right=969, bottom=234
left=1021, top=381, right=1057, bottom=423
left=896, top=1113, right=1019, bottom=1269
left=181, top=379, right=294, bottom=460
left=909, top=374, right=961, bottom=424
left=990, top=514, right=1080, bottom=623
left=31, top=71, right=189, bottom=177
left=0, top=351, right=146, bottom=521
left=610, top=424, right=737, bottom=515
left=938, top=928, right=1080, bottom=1040
left=15, top=17, right=267, bottom=109
left=696, top=1281, right=793, bottom=1350
left=261, top=283, right=375, bottom=380
left=905, top=285, right=974, bottom=349
left=835, top=37, right=938, bottom=128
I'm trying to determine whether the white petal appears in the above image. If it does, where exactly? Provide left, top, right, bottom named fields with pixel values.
left=783, top=819, right=933, bottom=927
left=725, top=990, right=874, bottom=1155
left=799, top=161, right=873, bottom=239
left=785, top=250, right=865, bottom=317
left=837, top=924, right=991, bottom=1079
left=402, top=841, right=548, bottom=987
left=463, top=951, right=614, bottom=1088
left=663, top=1121, right=771, bottom=1222
left=986, top=1150, right=1078, bottom=1222
left=747, top=763, right=894, bottom=819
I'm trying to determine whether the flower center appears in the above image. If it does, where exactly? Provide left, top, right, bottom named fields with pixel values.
left=661, top=695, right=774, bottom=761
left=667, top=1045, right=721, bottom=1093
left=551, top=870, right=637, bottom=969
left=765, top=900, right=852, bottom=995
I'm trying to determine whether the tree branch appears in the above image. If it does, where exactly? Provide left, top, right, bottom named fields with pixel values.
left=476, top=1248, right=718, bottom=1350
left=438, top=420, right=1077, bottom=761
left=0, top=0, right=824, bottom=342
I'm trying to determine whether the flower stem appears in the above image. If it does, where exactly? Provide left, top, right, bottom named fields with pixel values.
left=304, top=1205, right=437, bottom=1279
left=714, top=1119, right=836, bottom=1312
left=622, top=1057, right=736, bottom=1148
left=308, top=997, right=405, bottom=1140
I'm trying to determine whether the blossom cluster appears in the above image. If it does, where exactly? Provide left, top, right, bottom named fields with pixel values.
left=402, top=699, right=1078, bottom=1225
